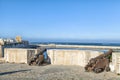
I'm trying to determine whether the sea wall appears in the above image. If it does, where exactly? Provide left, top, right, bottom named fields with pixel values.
left=0, top=41, right=29, bottom=58
left=3, top=48, right=120, bottom=74
left=3, top=47, right=120, bottom=74
left=110, top=52, right=120, bottom=74
left=4, top=48, right=104, bottom=66
left=4, top=48, right=39, bottom=64
left=47, top=49, right=104, bottom=67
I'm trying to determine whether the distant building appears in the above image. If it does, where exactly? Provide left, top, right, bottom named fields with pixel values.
left=0, top=38, right=15, bottom=45
left=15, top=36, right=22, bottom=43
left=0, top=39, right=4, bottom=45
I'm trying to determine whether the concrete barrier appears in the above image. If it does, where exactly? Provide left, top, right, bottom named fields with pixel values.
left=47, top=49, right=104, bottom=67
left=4, top=48, right=38, bottom=64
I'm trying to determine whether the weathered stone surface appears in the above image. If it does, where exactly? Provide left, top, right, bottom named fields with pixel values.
left=0, top=45, right=3, bottom=57
left=4, top=48, right=38, bottom=63
left=47, top=49, right=104, bottom=66
left=111, top=52, right=120, bottom=74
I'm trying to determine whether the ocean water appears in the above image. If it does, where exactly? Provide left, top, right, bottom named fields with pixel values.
left=30, top=41, right=120, bottom=53
left=31, top=42, right=120, bottom=46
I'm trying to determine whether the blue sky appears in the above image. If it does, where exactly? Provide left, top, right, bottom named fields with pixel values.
left=0, top=0, right=120, bottom=41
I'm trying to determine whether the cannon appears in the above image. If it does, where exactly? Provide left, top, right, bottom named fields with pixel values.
left=92, top=58, right=110, bottom=73
left=85, top=49, right=113, bottom=73
left=28, top=48, right=47, bottom=66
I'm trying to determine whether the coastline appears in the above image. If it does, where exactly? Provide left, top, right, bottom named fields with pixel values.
left=38, top=44, right=120, bottom=50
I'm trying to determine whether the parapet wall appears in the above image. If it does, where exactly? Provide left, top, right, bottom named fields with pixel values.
left=3, top=47, right=120, bottom=74
left=47, top=49, right=104, bottom=67
left=0, top=46, right=3, bottom=57
left=4, top=48, right=39, bottom=63
left=111, top=52, right=120, bottom=74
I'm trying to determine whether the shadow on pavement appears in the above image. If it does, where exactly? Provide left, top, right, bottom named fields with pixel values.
left=0, top=69, right=31, bottom=76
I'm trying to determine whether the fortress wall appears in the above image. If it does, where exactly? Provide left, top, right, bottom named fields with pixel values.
left=0, top=46, right=2, bottom=57
left=0, top=45, right=4, bottom=57
left=3, top=47, right=120, bottom=74
left=47, top=49, right=104, bottom=67
left=4, top=48, right=38, bottom=64
left=110, top=52, right=120, bottom=74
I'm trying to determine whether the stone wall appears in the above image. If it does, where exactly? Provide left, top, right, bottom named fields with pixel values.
left=3, top=48, right=120, bottom=74
left=47, top=49, right=104, bottom=67
left=110, top=52, right=120, bottom=74
left=0, top=45, right=4, bottom=57
left=4, top=48, right=38, bottom=64
left=0, top=41, right=29, bottom=58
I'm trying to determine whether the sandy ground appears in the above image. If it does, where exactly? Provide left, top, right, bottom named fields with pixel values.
left=0, top=63, right=120, bottom=80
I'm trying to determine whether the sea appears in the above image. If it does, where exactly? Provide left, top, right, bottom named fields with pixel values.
left=30, top=39, right=120, bottom=55
left=29, top=39, right=120, bottom=46
left=30, top=39, right=120, bottom=52
left=31, top=41, right=120, bottom=46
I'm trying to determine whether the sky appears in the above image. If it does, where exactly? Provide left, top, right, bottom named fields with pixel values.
left=0, top=0, right=120, bottom=41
